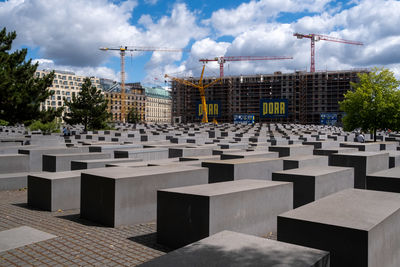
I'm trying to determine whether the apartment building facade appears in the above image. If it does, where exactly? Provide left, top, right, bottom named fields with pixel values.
left=170, top=70, right=368, bottom=125
left=36, top=69, right=101, bottom=113
left=144, top=86, right=171, bottom=123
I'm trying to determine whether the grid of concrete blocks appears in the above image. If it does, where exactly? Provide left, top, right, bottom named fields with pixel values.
left=1, top=123, right=400, bottom=266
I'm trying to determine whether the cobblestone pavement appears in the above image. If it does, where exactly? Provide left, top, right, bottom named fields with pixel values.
left=0, top=189, right=170, bottom=266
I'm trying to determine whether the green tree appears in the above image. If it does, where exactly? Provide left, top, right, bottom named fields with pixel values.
left=340, top=67, right=400, bottom=141
left=63, top=78, right=109, bottom=131
left=127, top=107, right=140, bottom=124
left=0, top=27, right=60, bottom=125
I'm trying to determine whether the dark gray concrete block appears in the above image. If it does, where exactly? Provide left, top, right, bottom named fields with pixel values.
left=366, top=167, right=400, bottom=193
left=28, top=171, right=81, bottom=211
left=202, top=158, right=283, bottom=183
left=329, top=151, right=389, bottom=189
left=278, top=189, right=400, bottom=267
left=157, top=180, right=293, bottom=249
left=80, top=165, right=208, bottom=227
left=142, top=230, right=329, bottom=267
left=272, top=166, right=354, bottom=208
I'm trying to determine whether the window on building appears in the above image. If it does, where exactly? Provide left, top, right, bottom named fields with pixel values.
left=51, top=101, right=56, bottom=106
left=58, top=101, right=62, bottom=106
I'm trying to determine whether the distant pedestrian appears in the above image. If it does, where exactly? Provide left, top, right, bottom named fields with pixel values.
left=63, top=127, right=67, bottom=136
left=357, top=133, right=365, bottom=143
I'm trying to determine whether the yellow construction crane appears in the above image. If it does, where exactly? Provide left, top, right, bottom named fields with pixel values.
left=99, top=46, right=184, bottom=122
left=165, top=65, right=221, bottom=123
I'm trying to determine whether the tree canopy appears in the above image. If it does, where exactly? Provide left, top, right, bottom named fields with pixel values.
left=0, top=27, right=62, bottom=125
left=339, top=67, right=400, bottom=140
left=127, top=107, right=140, bottom=124
left=63, top=78, right=109, bottom=131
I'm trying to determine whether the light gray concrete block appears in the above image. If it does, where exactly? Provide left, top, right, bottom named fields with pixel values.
left=80, top=165, right=208, bottom=227
left=278, top=189, right=400, bottom=267
left=220, top=151, right=279, bottom=160
left=18, top=147, right=82, bottom=172
left=202, top=158, right=283, bottom=183
left=0, top=226, right=56, bottom=253
left=269, top=144, right=314, bottom=157
left=282, top=155, right=328, bottom=170
left=42, top=152, right=110, bottom=172
left=313, top=147, right=358, bottom=156
left=88, top=144, right=143, bottom=153
left=0, top=154, right=29, bottom=174
left=0, top=172, right=33, bottom=190
left=114, top=148, right=168, bottom=161
left=272, top=166, right=354, bottom=208
left=157, top=180, right=293, bottom=249
left=329, top=151, right=389, bottom=189
left=168, top=147, right=213, bottom=158
left=340, top=142, right=380, bottom=152
left=71, top=158, right=142, bottom=170
left=28, top=171, right=81, bottom=211
left=143, top=231, right=329, bottom=267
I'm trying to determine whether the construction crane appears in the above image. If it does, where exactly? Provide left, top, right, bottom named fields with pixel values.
left=165, top=65, right=221, bottom=123
left=293, top=33, right=363, bottom=73
left=199, top=56, right=293, bottom=77
left=99, top=46, right=184, bottom=122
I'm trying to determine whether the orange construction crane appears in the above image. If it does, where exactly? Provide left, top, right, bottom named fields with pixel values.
left=293, top=33, right=363, bottom=72
left=199, top=56, right=293, bottom=77
left=99, top=46, right=184, bottom=122
left=165, top=65, right=221, bottom=123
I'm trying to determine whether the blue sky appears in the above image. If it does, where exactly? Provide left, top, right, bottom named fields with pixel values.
left=1, top=0, right=400, bottom=85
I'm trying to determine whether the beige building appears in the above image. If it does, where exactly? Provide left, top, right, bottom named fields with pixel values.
left=36, top=69, right=102, bottom=113
left=144, top=86, right=172, bottom=123
left=103, top=82, right=146, bottom=122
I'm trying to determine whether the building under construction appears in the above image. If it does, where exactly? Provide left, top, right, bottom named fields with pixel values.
left=171, top=69, right=368, bottom=125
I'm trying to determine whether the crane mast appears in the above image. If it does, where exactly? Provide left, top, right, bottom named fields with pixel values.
left=293, top=33, right=363, bottom=72
left=100, top=46, right=185, bottom=122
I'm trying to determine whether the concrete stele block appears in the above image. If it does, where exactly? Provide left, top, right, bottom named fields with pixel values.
left=42, top=152, right=110, bottom=172
left=28, top=171, right=81, bottom=211
left=366, top=167, right=400, bottom=193
left=202, top=158, right=283, bottom=183
left=329, top=151, right=389, bottom=189
left=157, top=179, right=293, bottom=249
left=142, top=230, right=329, bottom=267
left=282, top=155, right=328, bottom=170
left=268, top=144, right=314, bottom=157
left=0, top=154, right=29, bottom=174
left=278, top=189, right=400, bottom=267
left=272, top=166, right=354, bottom=208
left=80, top=165, right=208, bottom=227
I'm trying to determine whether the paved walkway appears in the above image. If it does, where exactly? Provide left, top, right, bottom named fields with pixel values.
left=0, top=189, right=169, bottom=266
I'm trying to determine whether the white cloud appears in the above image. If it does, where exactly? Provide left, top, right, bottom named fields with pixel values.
left=0, top=0, right=139, bottom=67
left=33, top=58, right=120, bottom=81
left=144, top=0, right=158, bottom=5
left=203, top=0, right=332, bottom=37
